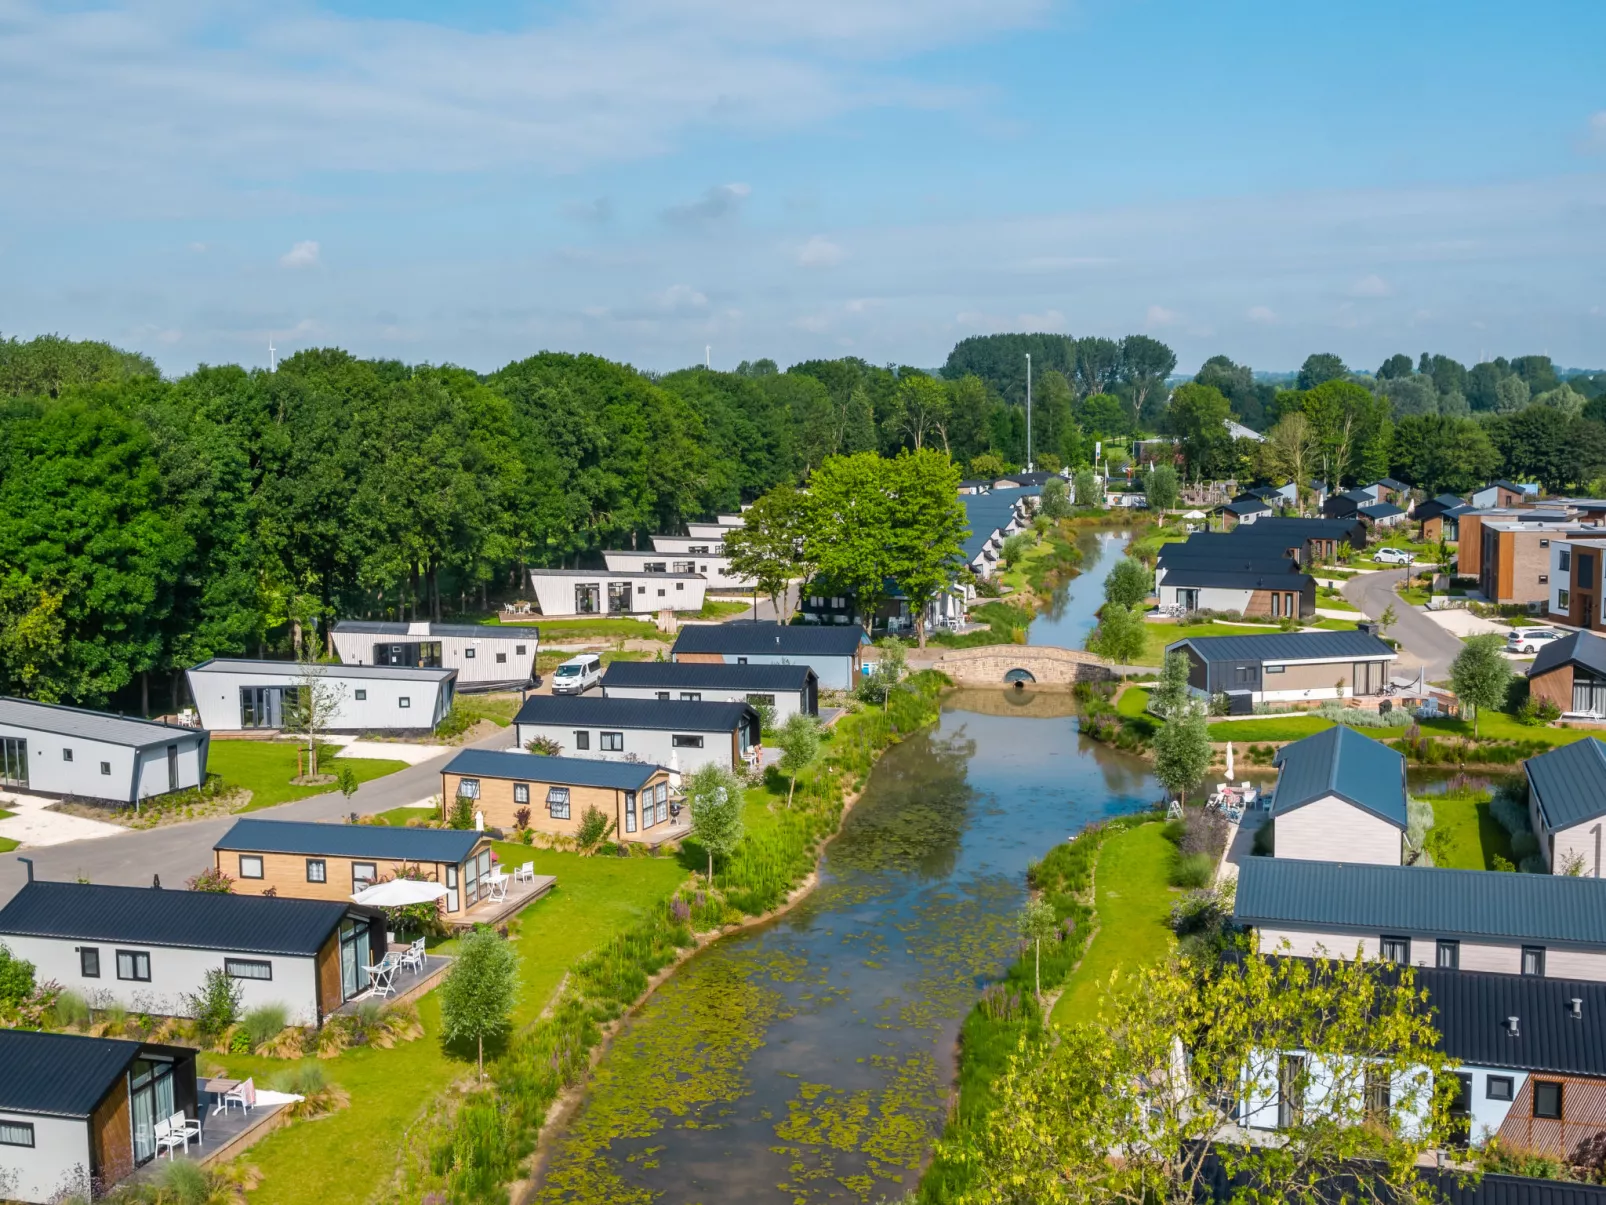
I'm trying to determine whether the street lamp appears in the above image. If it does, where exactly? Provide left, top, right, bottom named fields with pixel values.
left=1024, top=352, right=1033, bottom=472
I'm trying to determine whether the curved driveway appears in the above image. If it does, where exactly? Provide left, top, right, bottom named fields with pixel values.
left=1341, top=568, right=1464, bottom=683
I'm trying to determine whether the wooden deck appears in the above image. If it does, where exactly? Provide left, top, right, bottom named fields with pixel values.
left=337, top=953, right=453, bottom=1012
left=450, top=873, right=556, bottom=930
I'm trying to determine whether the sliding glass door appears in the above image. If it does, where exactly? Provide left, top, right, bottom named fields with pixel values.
left=129, top=1058, right=175, bottom=1166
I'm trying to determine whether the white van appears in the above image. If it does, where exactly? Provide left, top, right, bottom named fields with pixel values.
left=551, top=653, right=603, bottom=695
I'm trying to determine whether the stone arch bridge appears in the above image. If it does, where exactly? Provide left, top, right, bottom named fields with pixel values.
left=928, top=644, right=1115, bottom=688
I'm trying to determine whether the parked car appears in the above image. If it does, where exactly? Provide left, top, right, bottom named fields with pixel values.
left=1373, top=547, right=1416, bottom=565
left=550, top=653, right=603, bottom=695
left=1507, top=628, right=1565, bottom=654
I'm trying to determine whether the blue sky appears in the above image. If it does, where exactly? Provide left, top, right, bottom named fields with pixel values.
left=2, top=0, right=1603, bottom=376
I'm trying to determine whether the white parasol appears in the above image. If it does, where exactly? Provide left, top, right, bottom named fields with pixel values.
left=351, top=879, right=449, bottom=907
left=1225, top=740, right=1235, bottom=781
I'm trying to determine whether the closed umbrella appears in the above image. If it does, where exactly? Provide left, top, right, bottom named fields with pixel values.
left=1226, top=741, right=1235, bottom=781
left=351, top=879, right=449, bottom=907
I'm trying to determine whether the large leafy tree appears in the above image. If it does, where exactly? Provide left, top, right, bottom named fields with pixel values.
left=1296, top=352, right=1348, bottom=390
left=1390, top=415, right=1499, bottom=495
left=1450, top=633, right=1512, bottom=738
left=883, top=449, right=966, bottom=648
left=723, top=484, right=813, bottom=622
left=1300, top=379, right=1389, bottom=490
left=1075, top=337, right=1122, bottom=400
left=805, top=452, right=897, bottom=633
left=1117, top=335, right=1176, bottom=425
left=1165, top=383, right=1233, bottom=479
left=941, top=333, right=1077, bottom=408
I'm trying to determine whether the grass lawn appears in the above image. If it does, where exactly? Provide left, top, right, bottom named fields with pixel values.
left=1051, top=822, right=1176, bottom=1025
left=1116, top=687, right=1151, bottom=718
left=1397, top=586, right=1430, bottom=606
left=1317, top=589, right=1359, bottom=612
left=1429, top=793, right=1515, bottom=871
left=453, top=692, right=522, bottom=727
left=206, top=741, right=410, bottom=813
left=371, top=804, right=438, bottom=826
left=0, top=807, right=13, bottom=819
left=531, top=616, right=666, bottom=641
left=1418, top=713, right=1597, bottom=747
left=536, top=648, right=655, bottom=674
left=226, top=842, right=689, bottom=1205
left=695, top=598, right=752, bottom=620
left=0, top=837, right=17, bottom=853
left=1207, top=716, right=1334, bottom=742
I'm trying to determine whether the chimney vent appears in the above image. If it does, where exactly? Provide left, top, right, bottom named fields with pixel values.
left=1506, top=1015, right=1521, bottom=1037
left=1571, top=998, right=1584, bottom=1020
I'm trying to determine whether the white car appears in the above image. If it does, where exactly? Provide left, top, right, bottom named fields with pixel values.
left=1507, top=629, right=1565, bottom=654
left=550, top=653, right=603, bottom=695
left=1373, top=547, right=1416, bottom=565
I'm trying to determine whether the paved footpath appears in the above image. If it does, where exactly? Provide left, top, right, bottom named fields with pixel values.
left=0, top=723, right=516, bottom=908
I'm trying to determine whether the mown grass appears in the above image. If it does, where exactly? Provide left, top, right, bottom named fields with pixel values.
left=206, top=741, right=410, bottom=812
left=1207, top=716, right=1334, bottom=742
left=1428, top=791, right=1515, bottom=870
left=527, top=616, right=665, bottom=641
left=1116, top=686, right=1152, bottom=718
left=0, top=837, right=17, bottom=853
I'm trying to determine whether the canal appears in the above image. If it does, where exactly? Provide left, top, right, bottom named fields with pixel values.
left=533, top=531, right=1153, bottom=1205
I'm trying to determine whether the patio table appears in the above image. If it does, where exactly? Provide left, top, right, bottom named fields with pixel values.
left=204, top=1077, right=240, bottom=1117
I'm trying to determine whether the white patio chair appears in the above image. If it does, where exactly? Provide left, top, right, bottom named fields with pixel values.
left=172, top=1110, right=202, bottom=1150
left=366, top=959, right=397, bottom=998
left=223, top=1077, right=255, bottom=1115
left=514, top=861, right=535, bottom=884
left=485, top=872, right=510, bottom=903
left=153, top=1117, right=181, bottom=1160
left=400, top=938, right=425, bottom=974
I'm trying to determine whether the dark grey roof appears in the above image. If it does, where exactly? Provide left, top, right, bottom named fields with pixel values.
left=0, top=697, right=204, bottom=749
left=1369, top=477, right=1409, bottom=491
left=671, top=622, right=863, bottom=657
left=214, top=818, right=483, bottom=862
left=334, top=620, right=540, bottom=639
left=1358, top=502, right=1405, bottom=519
left=188, top=658, right=456, bottom=682
left=600, top=661, right=815, bottom=691
left=1158, top=548, right=1302, bottom=575
left=0, top=881, right=367, bottom=957
left=1172, top=629, right=1395, bottom=664
left=443, top=749, right=662, bottom=788
left=1338, top=488, right=1376, bottom=503
left=0, top=1030, right=151, bottom=1117
left=1526, top=738, right=1606, bottom=831
left=1234, top=858, right=1606, bottom=947
left=1415, top=966, right=1606, bottom=1077
left=513, top=695, right=756, bottom=731
left=1224, top=498, right=1270, bottom=515
left=1530, top=629, right=1606, bottom=680
left=1250, top=516, right=1366, bottom=539
left=1271, top=725, right=1408, bottom=827
left=993, top=472, right=1060, bottom=487
left=528, top=568, right=703, bottom=580
left=1159, top=566, right=1312, bottom=591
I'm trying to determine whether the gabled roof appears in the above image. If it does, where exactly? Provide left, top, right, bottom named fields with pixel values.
left=1234, top=857, right=1606, bottom=947
left=0, top=1030, right=153, bottom=1117
left=1358, top=502, right=1405, bottom=519
left=1368, top=477, right=1409, bottom=491
left=670, top=622, right=863, bottom=657
left=1337, top=488, right=1376, bottom=504
left=1171, top=629, right=1395, bottom=665
left=1224, top=498, right=1270, bottom=516
left=1526, top=737, right=1606, bottom=831
left=513, top=695, right=756, bottom=731
left=1158, top=566, right=1312, bottom=591
left=0, top=697, right=203, bottom=750
left=0, top=881, right=369, bottom=956
left=1529, top=629, right=1606, bottom=680
left=1413, top=494, right=1466, bottom=521
left=1416, top=966, right=1606, bottom=1076
left=1270, top=724, right=1407, bottom=828
left=333, top=621, right=540, bottom=639
left=600, top=661, right=815, bottom=691
left=214, top=818, right=485, bottom=863
left=442, top=749, right=663, bottom=788
left=188, top=658, right=456, bottom=683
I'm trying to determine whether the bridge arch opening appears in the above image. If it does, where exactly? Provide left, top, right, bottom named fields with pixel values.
left=1004, top=668, right=1037, bottom=689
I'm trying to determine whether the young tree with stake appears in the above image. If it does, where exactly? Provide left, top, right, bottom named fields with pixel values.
left=1016, top=897, right=1058, bottom=1006
left=1451, top=633, right=1511, bottom=739
left=440, top=926, right=519, bottom=1079
left=775, top=712, right=819, bottom=808
left=283, top=660, right=348, bottom=779
left=686, top=763, right=745, bottom=886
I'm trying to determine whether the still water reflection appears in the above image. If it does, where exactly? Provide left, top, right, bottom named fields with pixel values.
left=533, top=693, right=1159, bottom=1204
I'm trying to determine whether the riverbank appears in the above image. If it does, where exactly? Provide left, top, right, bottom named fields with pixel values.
left=402, top=672, right=951, bottom=1203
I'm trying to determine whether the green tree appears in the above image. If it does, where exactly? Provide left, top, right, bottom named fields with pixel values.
left=1450, top=633, right=1512, bottom=739
left=1390, top=415, right=1499, bottom=495
left=1166, top=383, right=1233, bottom=479
left=942, top=333, right=1078, bottom=409
left=1142, top=462, right=1179, bottom=512
left=1301, top=378, right=1388, bottom=490
left=1379, top=602, right=1398, bottom=641
left=1104, top=558, right=1153, bottom=608
left=949, top=946, right=1459, bottom=1204
left=967, top=452, right=1007, bottom=479
left=1154, top=649, right=1192, bottom=719
left=1265, top=412, right=1318, bottom=510
left=1494, top=375, right=1530, bottom=413
left=805, top=452, right=895, bottom=634
left=1153, top=705, right=1211, bottom=805
left=1117, top=335, right=1177, bottom=426
left=775, top=712, right=819, bottom=809
left=1377, top=353, right=1414, bottom=380
left=440, top=926, right=520, bottom=1078
left=1074, top=337, right=1122, bottom=399
left=884, top=449, right=966, bottom=647
left=1078, top=392, right=1129, bottom=437
left=1297, top=352, right=1348, bottom=390
left=686, top=762, right=745, bottom=886
left=1088, top=603, right=1147, bottom=666
left=1038, top=475, right=1071, bottom=519
left=1016, top=897, right=1058, bottom=1006
left=1072, top=468, right=1098, bottom=510
left=724, top=484, right=812, bottom=623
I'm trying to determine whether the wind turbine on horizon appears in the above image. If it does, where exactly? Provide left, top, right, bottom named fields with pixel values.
left=269, top=339, right=277, bottom=372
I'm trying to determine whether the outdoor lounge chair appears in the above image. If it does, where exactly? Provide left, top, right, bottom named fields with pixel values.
left=399, top=938, right=425, bottom=974
left=514, top=861, right=535, bottom=884
left=223, top=1078, right=255, bottom=1115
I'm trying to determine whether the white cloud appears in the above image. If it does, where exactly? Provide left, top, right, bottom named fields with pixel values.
left=1246, top=305, right=1277, bottom=324
left=1017, top=308, right=1066, bottom=331
left=656, top=284, right=709, bottom=311
left=1145, top=304, right=1179, bottom=327
left=662, top=184, right=751, bottom=228
left=279, top=240, right=320, bottom=269
left=1350, top=273, right=1392, bottom=297
left=796, top=235, right=845, bottom=267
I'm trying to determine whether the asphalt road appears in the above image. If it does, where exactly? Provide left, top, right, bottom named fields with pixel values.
left=0, top=722, right=518, bottom=907
left=1341, top=567, right=1465, bottom=683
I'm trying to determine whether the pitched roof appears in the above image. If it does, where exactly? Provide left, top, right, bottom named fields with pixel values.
left=214, top=818, right=484, bottom=862
left=1270, top=725, right=1408, bottom=827
left=1337, top=488, right=1377, bottom=504
left=513, top=695, right=756, bottom=731
left=1369, top=477, right=1409, bottom=490
left=1224, top=498, right=1271, bottom=516
left=1529, top=629, right=1606, bottom=680
left=600, top=660, right=815, bottom=691
left=333, top=621, right=540, bottom=639
left=670, top=622, right=863, bottom=657
left=441, top=749, right=662, bottom=789
left=0, top=1030, right=150, bottom=1117
left=1250, top=517, right=1366, bottom=539
left=1171, top=629, right=1395, bottom=664
left=1158, top=566, right=1313, bottom=591
left=188, top=658, right=456, bottom=682
left=0, top=881, right=366, bottom=956
left=1418, top=966, right=1606, bottom=1076
left=1234, top=857, right=1606, bottom=947
left=1358, top=502, right=1406, bottom=519
left=0, top=697, right=202, bottom=749
left=1526, top=738, right=1606, bottom=831
left=527, top=567, right=703, bottom=580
